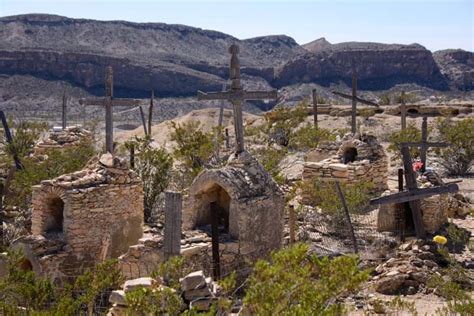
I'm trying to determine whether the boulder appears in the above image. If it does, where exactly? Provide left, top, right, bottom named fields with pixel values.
left=180, top=270, right=207, bottom=291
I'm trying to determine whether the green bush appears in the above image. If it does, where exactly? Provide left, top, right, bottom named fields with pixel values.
left=249, top=146, right=287, bottom=184
left=288, top=124, right=335, bottom=151
left=170, top=121, right=215, bottom=180
left=0, top=120, right=48, bottom=162
left=243, top=243, right=369, bottom=315
left=379, top=94, right=391, bottom=105
left=125, top=137, right=173, bottom=222
left=437, top=117, right=474, bottom=175
left=5, top=140, right=95, bottom=211
left=387, top=123, right=422, bottom=160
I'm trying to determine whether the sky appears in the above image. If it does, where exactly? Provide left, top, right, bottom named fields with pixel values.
left=0, top=0, right=472, bottom=52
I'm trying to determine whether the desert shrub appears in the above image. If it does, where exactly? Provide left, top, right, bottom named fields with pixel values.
left=5, top=140, right=95, bottom=211
left=0, top=120, right=48, bottom=162
left=288, top=124, right=335, bottom=151
left=358, top=108, right=377, bottom=119
left=249, top=146, right=287, bottom=184
left=0, top=250, right=122, bottom=315
left=298, top=179, right=373, bottom=214
left=395, top=92, right=418, bottom=104
left=264, top=102, right=308, bottom=145
left=371, top=297, right=418, bottom=315
left=387, top=123, right=422, bottom=160
left=379, top=94, right=391, bottom=105
left=243, top=243, right=369, bottom=315
left=125, top=286, right=183, bottom=316
left=153, top=256, right=193, bottom=290
left=125, top=137, right=173, bottom=222
left=436, top=117, right=474, bottom=175
left=170, top=121, right=215, bottom=179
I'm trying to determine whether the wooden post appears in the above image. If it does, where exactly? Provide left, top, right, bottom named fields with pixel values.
left=335, top=181, right=358, bottom=253
left=129, top=144, right=135, bottom=169
left=138, top=105, right=148, bottom=136
left=105, top=66, right=114, bottom=154
left=312, top=89, right=318, bottom=128
left=225, top=128, right=230, bottom=149
left=401, top=146, right=426, bottom=238
left=420, top=117, right=428, bottom=173
left=148, top=90, right=154, bottom=136
left=164, top=192, right=182, bottom=260
left=210, top=201, right=221, bottom=280
left=62, top=90, right=67, bottom=129
left=0, top=111, right=22, bottom=170
left=400, top=91, right=407, bottom=131
left=397, top=168, right=405, bottom=241
left=289, top=204, right=296, bottom=243
left=214, top=84, right=226, bottom=161
left=351, top=61, right=357, bottom=134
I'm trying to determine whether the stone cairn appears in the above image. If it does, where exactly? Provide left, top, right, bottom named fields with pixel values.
left=303, top=133, right=388, bottom=193
left=34, top=125, right=92, bottom=156
left=108, top=270, right=222, bottom=315
left=371, top=239, right=448, bottom=295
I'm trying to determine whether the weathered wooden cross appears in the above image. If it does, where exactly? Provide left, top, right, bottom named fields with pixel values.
left=198, top=44, right=278, bottom=153
left=370, top=145, right=459, bottom=238
left=402, top=116, right=449, bottom=173
left=62, top=90, right=67, bottom=129
left=79, top=66, right=141, bottom=153
left=332, top=61, right=379, bottom=134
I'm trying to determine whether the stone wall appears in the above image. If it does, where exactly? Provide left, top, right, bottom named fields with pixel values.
left=17, top=153, right=144, bottom=280
left=34, top=126, right=92, bottom=155
left=303, top=134, right=388, bottom=193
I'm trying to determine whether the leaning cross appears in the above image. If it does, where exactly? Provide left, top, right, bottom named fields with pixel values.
left=79, top=66, right=140, bottom=153
left=198, top=44, right=278, bottom=153
left=332, top=61, right=379, bottom=134
left=370, top=145, right=459, bottom=238
left=402, top=116, right=449, bottom=173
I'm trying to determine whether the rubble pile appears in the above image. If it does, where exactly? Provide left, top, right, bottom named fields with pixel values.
left=371, top=239, right=446, bottom=295
left=107, top=271, right=221, bottom=315
left=34, top=126, right=92, bottom=155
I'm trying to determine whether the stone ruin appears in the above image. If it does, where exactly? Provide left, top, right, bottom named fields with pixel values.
left=302, top=133, right=388, bottom=193
left=377, top=180, right=471, bottom=235
left=118, top=151, right=285, bottom=280
left=34, top=125, right=92, bottom=156
left=13, top=153, right=143, bottom=282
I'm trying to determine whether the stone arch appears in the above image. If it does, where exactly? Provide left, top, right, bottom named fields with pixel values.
left=342, top=147, right=358, bottom=164
left=44, top=194, right=65, bottom=234
left=407, top=108, right=419, bottom=115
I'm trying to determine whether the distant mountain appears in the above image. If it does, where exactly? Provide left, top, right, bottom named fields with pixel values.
left=0, top=14, right=472, bottom=120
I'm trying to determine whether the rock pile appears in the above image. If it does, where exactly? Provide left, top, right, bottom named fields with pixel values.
left=372, top=239, right=445, bottom=295
left=107, top=271, right=221, bottom=315
left=34, top=126, right=92, bottom=155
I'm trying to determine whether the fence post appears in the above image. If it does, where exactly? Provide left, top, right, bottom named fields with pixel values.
left=164, top=192, right=182, bottom=260
left=335, top=181, right=358, bottom=254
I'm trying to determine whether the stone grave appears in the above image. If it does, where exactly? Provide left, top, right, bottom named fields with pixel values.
left=33, top=125, right=92, bottom=156
left=303, top=133, right=388, bottom=193
left=13, top=153, right=143, bottom=281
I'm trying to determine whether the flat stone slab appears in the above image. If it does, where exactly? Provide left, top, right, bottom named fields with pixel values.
left=180, top=270, right=206, bottom=291
left=123, top=277, right=155, bottom=292
left=109, top=290, right=126, bottom=306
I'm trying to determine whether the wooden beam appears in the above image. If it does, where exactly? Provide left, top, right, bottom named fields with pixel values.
left=335, top=181, right=358, bottom=253
left=400, top=91, right=407, bottom=131
left=138, top=105, right=148, bottom=135
left=62, top=90, right=67, bottom=129
left=370, top=183, right=459, bottom=205
left=351, top=61, right=357, bottom=134
left=148, top=90, right=154, bottom=136
left=0, top=111, right=22, bottom=170
left=331, top=91, right=380, bottom=107
left=401, top=145, right=426, bottom=238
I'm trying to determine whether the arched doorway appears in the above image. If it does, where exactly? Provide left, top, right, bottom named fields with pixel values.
left=195, top=184, right=231, bottom=237
left=44, top=195, right=64, bottom=234
left=19, top=258, right=33, bottom=271
left=342, top=147, right=358, bottom=164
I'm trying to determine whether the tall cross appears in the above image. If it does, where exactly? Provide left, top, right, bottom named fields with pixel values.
left=198, top=44, right=278, bottom=153
left=79, top=66, right=140, bottom=153
left=402, top=116, right=449, bottom=173
left=332, top=61, right=379, bottom=134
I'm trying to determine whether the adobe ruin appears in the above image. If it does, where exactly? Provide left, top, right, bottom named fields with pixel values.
left=14, top=153, right=143, bottom=281
left=302, top=133, right=388, bottom=193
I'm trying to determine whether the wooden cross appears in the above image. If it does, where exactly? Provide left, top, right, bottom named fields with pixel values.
left=312, top=89, right=318, bottom=127
left=198, top=44, right=278, bottom=153
left=332, top=61, right=379, bottom=134
left=62, top=90, right=67, bottom=130
left=79, top=66, right=140, bottom=153
left=371, top=145, right=459, bottom=238
left=402, top=116, right=449, bottom=173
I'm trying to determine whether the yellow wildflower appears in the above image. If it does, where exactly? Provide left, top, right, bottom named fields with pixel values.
left=433, top=235, right=447, bottom=245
